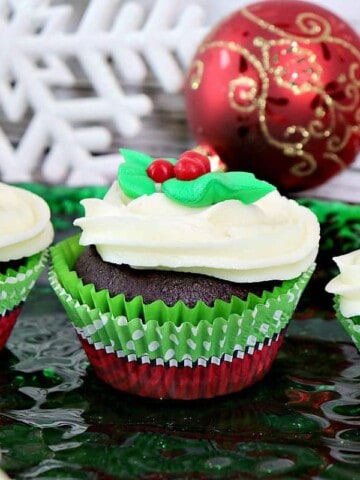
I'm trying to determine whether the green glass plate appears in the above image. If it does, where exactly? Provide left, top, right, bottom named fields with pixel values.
left=0, top=185, right=359, bottom=479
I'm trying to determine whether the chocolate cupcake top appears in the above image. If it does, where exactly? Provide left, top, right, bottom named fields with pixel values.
left=0, top=183, right=54, bottom=262
left=326, top=249, right=360, bottom=318
left=74, top=149, right=320, bottom=283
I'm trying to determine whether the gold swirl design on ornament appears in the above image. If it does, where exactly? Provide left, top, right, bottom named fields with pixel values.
left=198, top=40, right=268, bottom=111
left=282, top=126, right=317, bottom=176
left=242, top=7, right=360, bottom=173
left=189, top=59, right=204, bottom=90
left=334, top=66, right=360, bottom=113
left=323, top=152, right=347, bottom=168
left=308, top=118, right=333, bottom=140
left=198, top=40, right=266, bottom=79
left=330, top=37, right=360, bottom=65
left=198, top=40, right=318, bottom=175
left=284, top=125, right=310, bottom=146
left=229, top=76, right=258, bottom=112
left=197, top=7, right=360, bottom=177
left=327, top=124, right=359, bottom=152
left=349, top=61, right=360, bottom=86
left=242, top=8, right=331, bottom=42
left=289, top=152, right=317, bottom=176
left=296, top=12, right=332, bottom=39
left=308, top=94, right=336, bottom=139
left=260, top=38, right=323, bottom=95
left=355, top=108, right=360, bottom=123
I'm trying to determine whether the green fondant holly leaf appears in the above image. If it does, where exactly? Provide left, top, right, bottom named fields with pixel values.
left=120, top=148, right=153, bottom=167
left=118, top=148, right=155, bottom=198
left=117, top=148, right=276, bottom=207
left=118, top=161, right=156, bottom=198
left=162, top=172, right=275, bottom=207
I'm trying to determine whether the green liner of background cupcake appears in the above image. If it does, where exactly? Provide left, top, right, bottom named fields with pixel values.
left=49, top=235, right=314, bottom=365
left=0, top=250, right=48, bottom=316
left=325, top=249, right=360, bottom=351
left=332, top=296, right=360, bottom=351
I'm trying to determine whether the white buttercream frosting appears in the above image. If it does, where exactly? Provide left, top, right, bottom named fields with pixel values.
left=325, top=250, right=360, bottom=318
left=0, top=183, right=54, bottom=262
left=74, top=181, right=320, bottom=282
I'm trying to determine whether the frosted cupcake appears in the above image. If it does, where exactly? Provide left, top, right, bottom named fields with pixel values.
left=49, top=149, right=320, bottom=400
left=0, top=183, right=54, bottom=349
left=326, top=250, right=360, bottom=349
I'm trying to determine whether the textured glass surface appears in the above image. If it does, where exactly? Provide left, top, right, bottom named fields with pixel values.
left=1, top=220, right=360, bottom=480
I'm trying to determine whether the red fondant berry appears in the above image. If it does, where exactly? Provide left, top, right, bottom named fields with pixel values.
left=147, top=159, right=175, bottom=183
left=174, top=151, right=211, bottom=180
left=174, top=158, right=205, bottom=180
left=179, top=150, right=211, bottom=173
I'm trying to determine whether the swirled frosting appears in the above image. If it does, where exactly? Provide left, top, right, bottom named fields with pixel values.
left=74, top=181, right=320, bottom=282
left=326, top=250, right=360, bottom=317
left=0, top=183, right=54, bottom=262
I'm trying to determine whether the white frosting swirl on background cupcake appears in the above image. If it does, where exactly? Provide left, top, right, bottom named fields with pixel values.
left=74, top=182, right=320, bottom=282
left=326, top=250, right=360, bottom=317
left=0, top=183, right=54, bottom=262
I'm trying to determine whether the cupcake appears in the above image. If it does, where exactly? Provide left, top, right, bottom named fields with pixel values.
left=0, top=183, right=54, bottom=349
left=325, top=250, right=360, bottom=349
left=49, top=149, right=320, bottom=400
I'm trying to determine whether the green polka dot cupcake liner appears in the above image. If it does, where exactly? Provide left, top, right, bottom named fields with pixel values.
left=49, top=235, right=315, bottom=399
left=333, top=296, right=360, bottom=351
left=0, top=249, right=49, bottom=349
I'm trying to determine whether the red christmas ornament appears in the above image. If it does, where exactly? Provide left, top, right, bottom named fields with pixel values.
left=184, top=0, right=360, bottom=192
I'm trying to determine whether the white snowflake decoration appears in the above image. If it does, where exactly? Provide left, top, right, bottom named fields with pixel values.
left=0, top=0, right=208, bottom=184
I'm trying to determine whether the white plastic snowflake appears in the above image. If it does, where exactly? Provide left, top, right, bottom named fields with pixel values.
left=0, top=0, right=208, bottom=184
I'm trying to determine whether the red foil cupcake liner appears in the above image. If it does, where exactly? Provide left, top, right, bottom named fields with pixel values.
left=79, top=331, right=285, bottom=400
left=0, top=306, right=22, bottom=350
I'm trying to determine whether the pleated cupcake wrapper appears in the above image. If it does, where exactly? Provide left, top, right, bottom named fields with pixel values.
left=78, top=327, right=285, bottom=368
left=0, top=250, right=49, bottom=316
left=0, top=307, right=22, bottom=350
left=49, top=236, right=315, bottom=363
left=334, top=296, right=360, bottom=351
left=50, top=235, right=314, bottom=326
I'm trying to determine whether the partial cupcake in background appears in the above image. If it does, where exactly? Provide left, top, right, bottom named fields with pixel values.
left=0, top=183, right=54, bottom=349
left=325, top=250, right=360, bottom=350
left=49, top=149, right=320, bottom=400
